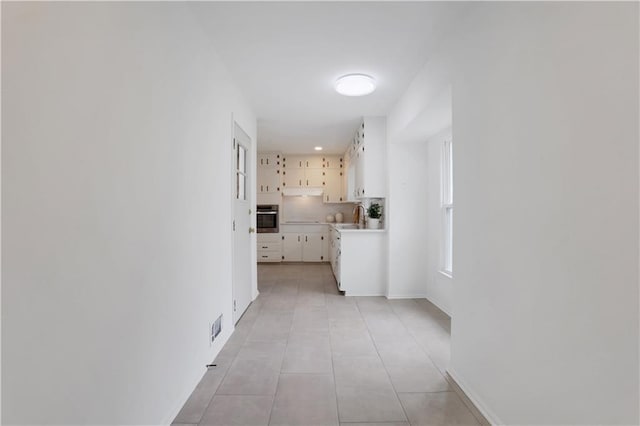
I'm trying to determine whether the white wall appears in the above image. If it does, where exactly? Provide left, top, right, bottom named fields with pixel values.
left=389, top=2, right=638, bottom=424
left=387, top=81, right=452, bottom=305
left=2, top=2, right=256, bottom=424
left=281, top=196, right=355, bottom=224
left=386, top=140, right=429, bottom=298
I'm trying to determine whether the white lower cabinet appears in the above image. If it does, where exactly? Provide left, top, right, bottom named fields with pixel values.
left=280, top=224, right=328, bottom=262
left=329, top=225, right=386, bottom=296
left=282, top=233, right=303, bottom=261
left=329, top=228, right=341, bottom=290
left=257, top=233, right=282, bottom=263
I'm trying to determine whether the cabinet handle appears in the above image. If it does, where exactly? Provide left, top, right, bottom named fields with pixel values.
left=298, top=236, right=300, bottom=242
left=261, top=185, right=263, bottom=192
left=266, top=186, right=269, bottom=192
left=306, top=161, right=309, bottom=167
left=326, top=195, right=329, bottom=202
left=299, top=180, right=302, bottom=186
left=306, top=180, right=309, bottom=186
left=262, top=246, right=268, bottom=249
left=262, top=255, right=268, bottom=258
left=305, top=236, right=308, bottom=242
left=299, top=161, right=302, bottom=167
left=260, top=159, right=263, bottom=165
left=266, top=158, right=269, bottom=165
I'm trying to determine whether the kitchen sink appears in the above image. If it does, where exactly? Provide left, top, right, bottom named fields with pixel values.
left=334, top=223, right=361, bottom=230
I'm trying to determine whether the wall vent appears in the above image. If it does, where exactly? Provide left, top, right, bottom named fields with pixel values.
left=213, top=314, right=223, bottom=339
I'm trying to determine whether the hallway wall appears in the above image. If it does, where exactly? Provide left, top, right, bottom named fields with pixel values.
left=2, top=3, right=255, bottom=424
left=388, top=2, right=639, bottom=424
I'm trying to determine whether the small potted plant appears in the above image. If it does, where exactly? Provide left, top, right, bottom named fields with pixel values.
left=367, top=203, right=382, bottom=229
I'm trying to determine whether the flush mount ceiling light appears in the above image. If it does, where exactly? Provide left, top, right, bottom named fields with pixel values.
left=335, top=74, right=376, bottom=96
left=314, top=146, right=323, bottom=151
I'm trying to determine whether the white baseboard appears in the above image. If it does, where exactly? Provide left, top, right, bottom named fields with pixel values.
left=425, top=294, right=452, bottom=317
left=386, top=293, right=428, bottom=299
left=447, top=367, right=503, bottom=426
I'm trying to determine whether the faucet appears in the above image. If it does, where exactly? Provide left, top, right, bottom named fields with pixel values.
left=353, top=204, right=365, bottom=227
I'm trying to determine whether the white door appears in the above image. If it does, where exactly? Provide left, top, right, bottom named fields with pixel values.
left=233, top=122, right=252, bottom=324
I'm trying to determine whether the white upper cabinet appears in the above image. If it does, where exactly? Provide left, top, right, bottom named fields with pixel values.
left=283, top=155, right=305, bottom=169
left=257, top=167, right=281, bottom=193
left=323, top=155, right=343, bottom=169
left=305, top=156, right=324, bottom=169
left=345, top=117, right=386, bottom=199
left=279, top=154, right=347, bottom=201
left=282, top=168, right=305, bottom=188
left=257, top=152, right=281, bottom=194
left=305, top=168, right=324, bottom=187
left=323, top=168, right=343, bottom=203
left=258, top=152, right=281, bottom=168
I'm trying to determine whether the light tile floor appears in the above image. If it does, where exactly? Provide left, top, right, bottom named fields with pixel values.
left=173, top=263, right=485, bottom=426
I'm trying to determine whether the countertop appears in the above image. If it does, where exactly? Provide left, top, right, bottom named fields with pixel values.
left=279, top=222, right=384, bottom=233
left=279, top=221, right=386, bottom=233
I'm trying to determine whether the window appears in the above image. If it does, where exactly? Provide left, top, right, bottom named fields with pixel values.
left=441, top=139, right=453, bottom=276
left=236, top=142, right=247, bottom=200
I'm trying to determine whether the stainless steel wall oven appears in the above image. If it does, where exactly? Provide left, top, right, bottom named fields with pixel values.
left=257, top=205, right=279, bottom=233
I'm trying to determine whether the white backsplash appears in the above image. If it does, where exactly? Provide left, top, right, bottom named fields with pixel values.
left=281, top=196, right=356, bottom=223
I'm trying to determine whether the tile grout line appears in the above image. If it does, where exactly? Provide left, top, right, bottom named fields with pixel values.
left=390, top=299, right=483, bottom=426
left=266, top=276, right=298, bottom=426
left=326, top=273, right=343, bottom=426
left=387, top=299, right=450, bottom=381
left=352, top=297, right=411, bottom=424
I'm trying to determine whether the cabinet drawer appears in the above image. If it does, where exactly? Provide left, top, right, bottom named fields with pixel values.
left=258, top=242, right=280, bottom=251
left=257, top=233, right=281, bottom=243
left=257, top=251, right=281, bottom=262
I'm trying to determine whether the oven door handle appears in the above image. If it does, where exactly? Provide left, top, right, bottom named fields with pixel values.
left=257, top=211, right=278, bottom=214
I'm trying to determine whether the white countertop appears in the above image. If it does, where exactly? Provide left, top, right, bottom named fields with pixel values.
left=328, top=223, right=386, bottom=233
left=279, top=221, right=386, bottom=232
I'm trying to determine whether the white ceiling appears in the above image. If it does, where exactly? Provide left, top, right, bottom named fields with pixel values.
left=190, top=2, right=466, bottom=154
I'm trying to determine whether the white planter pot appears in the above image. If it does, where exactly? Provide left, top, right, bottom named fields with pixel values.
left=367, top=218, right=380, bottom=229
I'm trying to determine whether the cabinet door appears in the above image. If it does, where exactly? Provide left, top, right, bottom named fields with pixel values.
left=257, top=167, right=267, bottom=193
left=305, top=168, right=324, bottom=187
left=263, top=168, right=280, bottom=193
left=305, top=156, right=324, bottom=169
left=282, top=234, right=302, bottom=261
left=258, top=168, right=281, bottom=193
left=323, top=156, right=343, bottom=169
left=283, top=155, right=305, bottom=169
left=323, top=168, right=343, bottom=203
left=321, top=232, right=329, bottom=262
left=355, top=145, right=365, bottom=197
left=258, top=153, right=280, bottom=168
left=282, top=168, right=305, bottom=188
left=302, top=234, right=323, bottom=262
